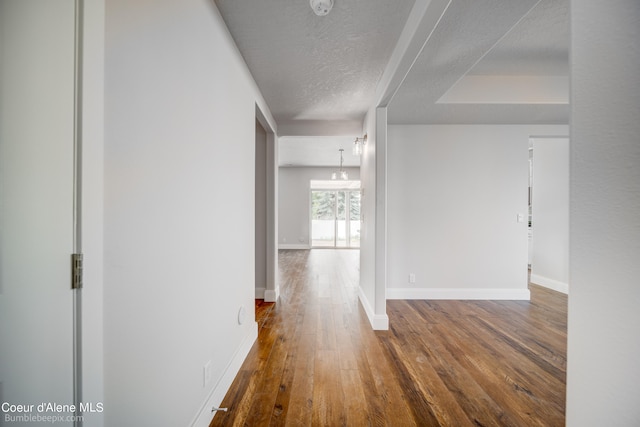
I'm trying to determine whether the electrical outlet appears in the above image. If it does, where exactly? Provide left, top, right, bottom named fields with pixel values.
left=203, top=360, right=212, bottom=388
left=409, top=273, right=416, bottom=284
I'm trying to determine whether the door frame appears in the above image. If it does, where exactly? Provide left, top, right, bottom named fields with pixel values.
left=255, top=105, right=279, bottom=302
left=73, top=0, right=85, bottom=422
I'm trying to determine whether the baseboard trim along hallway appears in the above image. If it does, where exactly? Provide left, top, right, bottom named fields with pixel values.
left=358, top=285, right=389, bottom=330
left=386, top=287, right=531, bottom=300
left=530, top=274, right=569, bottom=294
left=190, top=324, right=258, bottom=427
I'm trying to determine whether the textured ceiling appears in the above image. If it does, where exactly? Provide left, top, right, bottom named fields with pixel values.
left=214, top=0, right=416, bottom=123
left=215, top=0, right=569, bottom=165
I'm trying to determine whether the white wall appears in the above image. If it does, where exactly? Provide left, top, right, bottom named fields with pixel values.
left=530, top=137, right=569, bottom=294
left=104, top=1, right=274, bottom=425
left=387, top=125, right=567, bottom=299
left=567, top=2, right=640, bottom=425
left=278, top=167, right=359, bottom=248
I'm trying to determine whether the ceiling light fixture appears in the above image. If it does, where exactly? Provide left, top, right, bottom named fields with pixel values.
left=331, top=148, right=348, bottom=180
left=310, top=0, right=334, bottom=16
left=353, top=134, right=367, bottom=156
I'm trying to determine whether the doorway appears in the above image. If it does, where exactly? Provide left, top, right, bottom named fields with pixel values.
left=255, top=119, right=268, bottom=297
left=528, top=137, right=570, bottom=294
left=310, top=181, right=361, bottom=248
left=254, top=106, right=278, bottom=303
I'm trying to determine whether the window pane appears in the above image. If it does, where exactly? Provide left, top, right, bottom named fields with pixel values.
left=336, top=191, right=347, bottom=247
left=311, top=191, right=335, bottom=220
left=349, top=191, right=361, bottom=220
left=337, top=191, right=346, bottom=220
left=349, top=191, right=361, bottom=247
left=311, top=191, right=335, bottom=247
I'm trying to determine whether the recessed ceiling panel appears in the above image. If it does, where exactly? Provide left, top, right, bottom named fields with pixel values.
left=388, top=0, right=570, bottom=125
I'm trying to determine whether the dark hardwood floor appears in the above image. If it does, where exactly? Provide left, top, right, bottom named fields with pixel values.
left=210, top=249, right=567, bottom=426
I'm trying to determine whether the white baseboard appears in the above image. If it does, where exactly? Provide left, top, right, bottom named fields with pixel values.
left=530, top=274, right=569, bottom=294
left=256, top=287, right=279, bottom=301
left=358, top=286, right=389, bottom=330
left=190, top=323, right=258, bottom=427
left=264, top=287, right=279, bottom=303
left=386, top=287, right=531, bottom=300
left=279, top=243, right=310, bottom=250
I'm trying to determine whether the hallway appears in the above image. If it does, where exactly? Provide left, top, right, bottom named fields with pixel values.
left=210, top=249, right=566, bottom=426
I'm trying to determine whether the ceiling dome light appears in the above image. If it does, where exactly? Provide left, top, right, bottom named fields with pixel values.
left=310, top=0, right=334, bottom=16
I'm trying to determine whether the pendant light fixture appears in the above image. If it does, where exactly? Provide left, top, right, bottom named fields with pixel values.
left=331, top=148, right=348, bottom=180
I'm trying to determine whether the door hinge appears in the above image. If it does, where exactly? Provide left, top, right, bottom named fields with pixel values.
left=72, top=253, right=83, bottom=289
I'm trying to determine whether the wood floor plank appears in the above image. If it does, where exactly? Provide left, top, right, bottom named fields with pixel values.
left=437, top=306, right=566, bottom=417
left=432, top=320, right=562, bottom=426
left=282, top=332, right=316, bottom=427
left=255, top=300, right=276, bottom=330
left=378, top=331, right=449, bottom=426
left=312, top=349, right=346, bottom=426
left=340, top=368, right=370, bottom=426
left=210, top=249, right=567, bottom=427
left=244, top=332, right=289, bottom=426
left=401, top=322, right=520, bottom=427
left=385, top=302, right=476, bottom=427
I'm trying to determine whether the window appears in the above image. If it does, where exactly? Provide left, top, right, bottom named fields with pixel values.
left=310, top=181, right=361, bottom=248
